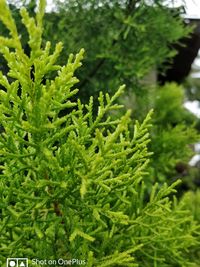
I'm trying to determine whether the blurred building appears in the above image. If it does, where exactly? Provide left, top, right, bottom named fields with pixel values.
left=158, top=17, right=200, bottom=84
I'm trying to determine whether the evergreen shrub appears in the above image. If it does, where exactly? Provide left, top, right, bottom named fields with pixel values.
left=0, top=1, right=200, bottom=266
left=149, top=83, right=199, bottom=184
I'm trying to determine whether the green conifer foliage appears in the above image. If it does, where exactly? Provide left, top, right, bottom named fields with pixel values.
left=0, top=1, right=199, bottom=266
left=149, top=83, right=199, bottom=183
left=180, top=190, right=200, bottom=263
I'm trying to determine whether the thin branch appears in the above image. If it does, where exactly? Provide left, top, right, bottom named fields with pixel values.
left=79, top=1, right=138, bottom=89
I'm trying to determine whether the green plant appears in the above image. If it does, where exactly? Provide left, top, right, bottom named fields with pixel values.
left=0, top=1, right=199, bottom=266
left=1, top=1, right=198, bottom=191
left=149, top=83, right=199, bottom=183
left=0, top=0, right=191, bottom=103
left=179, top=190, right=200, bottom=263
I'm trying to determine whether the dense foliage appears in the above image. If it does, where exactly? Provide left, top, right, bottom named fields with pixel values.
left=46, top=0, right=189, bottom=98
left=0, top=1, right=200, bottom=266
left=1, top=0, right=199, bottom=189
left=47, top=1, right=200, bottom=188
left=0, top=0, right=192, bottom=101
left=149, top=83, right=199, bottom=183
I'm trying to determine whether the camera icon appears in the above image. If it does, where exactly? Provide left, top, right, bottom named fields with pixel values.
left=7, top=258, right=28, bottom=267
